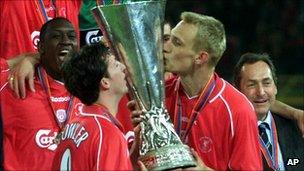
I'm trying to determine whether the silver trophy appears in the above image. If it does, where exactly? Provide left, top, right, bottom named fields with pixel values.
left=92, top=1, right=196, bottom=170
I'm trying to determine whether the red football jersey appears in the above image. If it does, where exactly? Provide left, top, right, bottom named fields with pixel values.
left=0, top=0, right=81, bottom=60
left=52, top=104, right=133, bottom=170
left=0, top=67, right=75, bottom=170
left=165, top=74, right=262, bottom=170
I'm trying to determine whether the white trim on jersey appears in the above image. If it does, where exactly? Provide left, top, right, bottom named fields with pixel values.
left=80, top=111, right=112, bottom=122
left=78, top=105, right=124, bottom=170
left=78, top=105, right=112, bottom=123
left=1, top=69, right=10, bottom=73
left=0, top=82, right=8, bottom=92
left=1, top=68, right=9, bottom=91
left=208, top=79, right=235, bottom=137
left=94, top=116, right=103, bottom=171
left=220, top=94, right=235, bottom=137
left=209, top=78, right=226, bottom=103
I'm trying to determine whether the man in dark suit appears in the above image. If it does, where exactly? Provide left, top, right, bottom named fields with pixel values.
left=234, top=52, right=304, bottom=171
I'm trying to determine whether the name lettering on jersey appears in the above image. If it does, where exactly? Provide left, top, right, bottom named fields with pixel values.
left=35, top=129, right=58, bottom=151
left=61, top=123, right=89, bottom=148
left=51, top=96, right=70, bottom=102
left=31, top=31, right=40, bottom=50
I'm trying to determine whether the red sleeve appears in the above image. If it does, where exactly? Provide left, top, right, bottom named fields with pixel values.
left=94, top=121, right=133, bottom=170
left=228, top=104, right=263, bottom=170
left=0, top=58, right=9, bottom=91
left=0, top=1, right=42, bottom=59
left=0, top=1, right=81, bottom=60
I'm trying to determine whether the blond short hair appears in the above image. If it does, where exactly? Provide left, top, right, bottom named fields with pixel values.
left=181, top=12, right=226, bottom=66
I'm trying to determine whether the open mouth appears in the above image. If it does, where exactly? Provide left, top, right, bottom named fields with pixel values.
left=58, top=50, right=70, bottom=62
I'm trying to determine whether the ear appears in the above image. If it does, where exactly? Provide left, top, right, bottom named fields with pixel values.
left=274, top=84, right=278, bottom=96
left=38, top=41, right=45, bottom=54
left=194, top=51, right=209, bottom=65
left=100, top=78, right=110, bottom=90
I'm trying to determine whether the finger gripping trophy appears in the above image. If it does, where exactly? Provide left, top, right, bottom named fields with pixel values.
left=92, top=1, right=196, bottom=170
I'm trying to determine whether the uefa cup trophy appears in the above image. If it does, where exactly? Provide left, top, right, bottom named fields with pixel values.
left=92, top=1, right=196, bottom=170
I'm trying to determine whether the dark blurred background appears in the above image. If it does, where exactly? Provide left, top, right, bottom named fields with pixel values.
left=165, top=0, right=303, bottom=108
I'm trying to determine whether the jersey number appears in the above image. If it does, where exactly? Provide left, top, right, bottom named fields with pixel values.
left=60, top=149, right=72, bottom=171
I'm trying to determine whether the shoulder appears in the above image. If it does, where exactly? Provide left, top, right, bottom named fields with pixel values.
left=67, top=115, right=126, bottom=148
left=208, top=78, right=257, bottom=132
left=272, top=113, right=302, bottom=135
left=92, top=116, right=125, bottom=141
left=211, top=78, right=254, bottom=113
left=78, top=114, right=118, bottom=133
left=272, top=113, right=304, bottom=162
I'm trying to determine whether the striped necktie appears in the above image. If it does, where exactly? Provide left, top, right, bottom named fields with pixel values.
left=259, top=122, right=273, bottom=157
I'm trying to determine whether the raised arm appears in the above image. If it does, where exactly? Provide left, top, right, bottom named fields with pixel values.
left=271, top=100, right=304, bottom=136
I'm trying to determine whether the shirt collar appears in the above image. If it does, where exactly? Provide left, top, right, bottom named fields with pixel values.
left=258, top=111, right=272, bottom=128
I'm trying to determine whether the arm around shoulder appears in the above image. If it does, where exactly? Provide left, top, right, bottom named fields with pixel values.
left=8, top=52, right=40, bottom=98
left=271, top=100, right=304, bottom=136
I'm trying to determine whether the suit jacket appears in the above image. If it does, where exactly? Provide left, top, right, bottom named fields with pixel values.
left=262, top=113, right=304, bottom=171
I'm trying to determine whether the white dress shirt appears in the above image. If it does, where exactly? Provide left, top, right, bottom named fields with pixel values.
left=258, top=111, right=285, bottom=171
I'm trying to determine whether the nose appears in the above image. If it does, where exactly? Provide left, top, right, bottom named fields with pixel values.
left=61, top=34, right=72, bottom=44
left=163, top=37, right=172, bottom=54
left=120, top=62, right=126, bottom=71
left=121, top=63, right=127, bottom=77
left=256, top=84, right=266, bottom=96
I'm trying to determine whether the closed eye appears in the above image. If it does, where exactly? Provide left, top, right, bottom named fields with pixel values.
left=171, top=36, right=183, bottom=47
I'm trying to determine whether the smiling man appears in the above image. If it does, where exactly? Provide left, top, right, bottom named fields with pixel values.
left=0, top=17, right=79, bottom=170
left=234, top=52, right=304, bottom=171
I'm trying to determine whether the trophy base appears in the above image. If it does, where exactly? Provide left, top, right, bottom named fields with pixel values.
left=139, top=144, right=196, bottom=170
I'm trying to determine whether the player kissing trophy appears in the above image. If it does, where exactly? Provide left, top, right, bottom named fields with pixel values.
left=92, top=0, right=196, bottom=170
